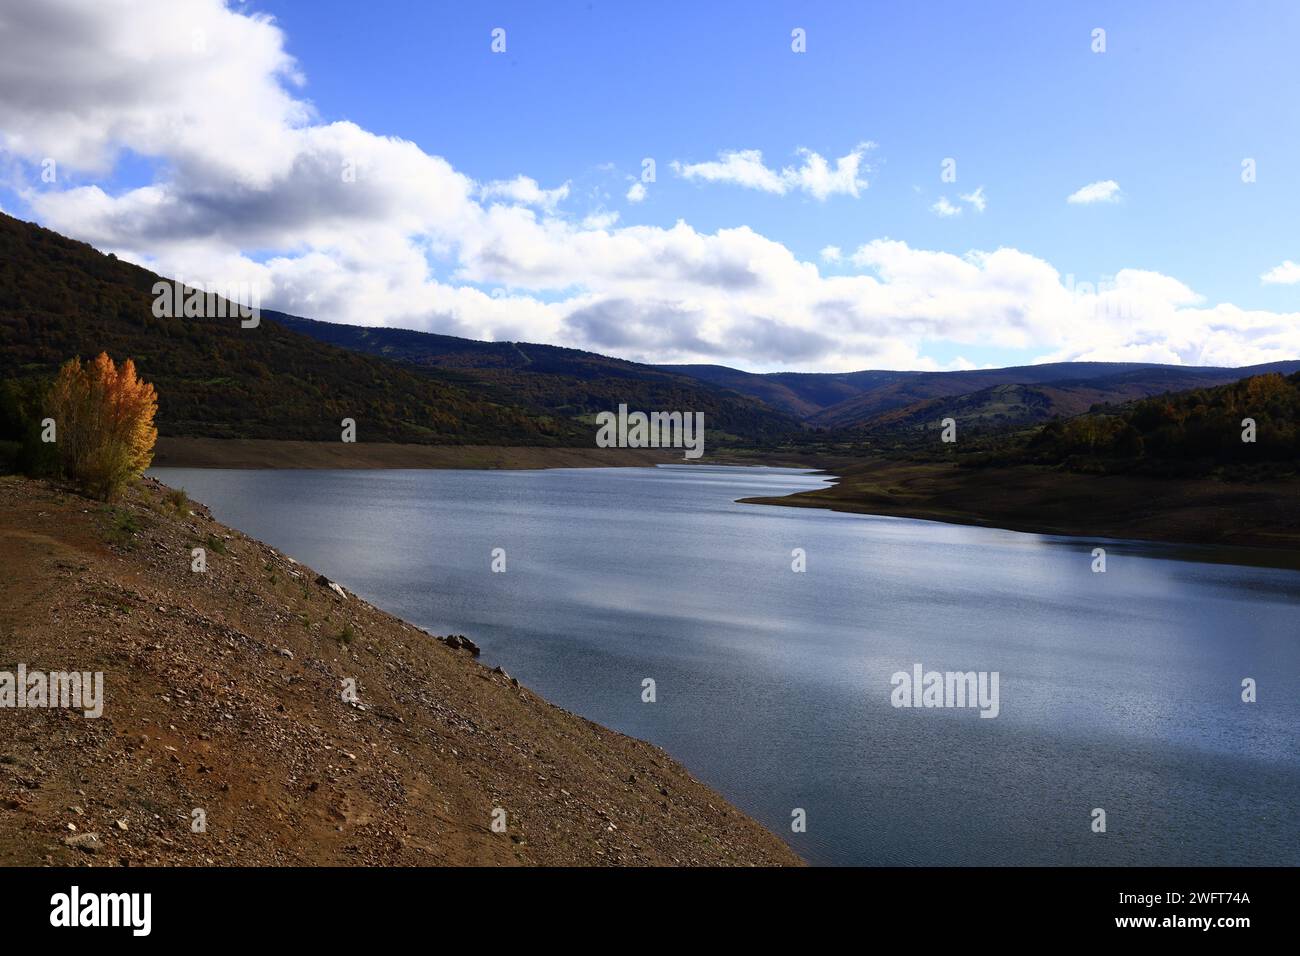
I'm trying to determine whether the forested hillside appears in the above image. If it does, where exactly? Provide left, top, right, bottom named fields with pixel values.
left=665, top=359, right=1300, bottom=429
left=0, top=213, right=581, bottom=445
left=1017, top=372, right=1300, bottom=476
left=271, top=314, right=801, bottom=443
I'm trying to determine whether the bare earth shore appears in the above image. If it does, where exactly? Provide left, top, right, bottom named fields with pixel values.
left=739, top=457, right=1300, bottom=569
left=154, top=437, right=682, bottom=470
left=0, top=475, right=801, bottom=866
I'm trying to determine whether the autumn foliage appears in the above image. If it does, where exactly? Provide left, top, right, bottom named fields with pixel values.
left=49, top=352, right=158, bottom=498
left=1021, top=371, right=1300, bottom=476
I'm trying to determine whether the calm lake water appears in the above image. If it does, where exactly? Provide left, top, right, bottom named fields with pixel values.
left=150, top=464, right=1300, bottom=866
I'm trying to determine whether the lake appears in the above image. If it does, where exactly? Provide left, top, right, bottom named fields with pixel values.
left=150, top=464, right=1300, bottom=866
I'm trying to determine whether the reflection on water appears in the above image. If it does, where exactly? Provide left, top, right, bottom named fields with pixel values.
left=151, top=464, right=1300, bottom=866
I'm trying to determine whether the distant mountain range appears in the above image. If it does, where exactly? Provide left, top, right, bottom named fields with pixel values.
left=277, top=313, right=1300, bottom=437
left=3, top=210, right=1297, bottom=449
left=660, top=360, right=1300, bottom=432
left=267, top=313, right=799, bottom=443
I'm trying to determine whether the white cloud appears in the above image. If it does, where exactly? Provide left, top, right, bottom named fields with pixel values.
left=1261, top=260, right=1300, bottom=285
left=581, top=210, right=619, bottom=230
left=1067, top=179, right=1122, bottom=204
left=931, top=197, right=961, bottom=217
left=670, top=143, right=873, bottom=200
left=1, top=1, right=1296, bottom=373
left=479, top=176, right=570, bottom=212
left=0, top=0, right=308, bottom=185
left=931, top=188, right=984, bottom=218
left=625, top=181, right=647, bottom=203
left=671, top=150, right=787, bottom=194
left=786, top=144, right=874, bottom=200
left=820, top=245, right=842, bottom=263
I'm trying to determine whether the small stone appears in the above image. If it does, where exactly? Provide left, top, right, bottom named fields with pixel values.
left=64, top=833, right=101, bottom=853
left=315, top=575, right=348, bottom=599
left=438, top=634, right=481, bottom=657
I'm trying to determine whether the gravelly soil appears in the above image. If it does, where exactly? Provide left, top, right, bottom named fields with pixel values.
left=0, top=475, right=800, bottom=867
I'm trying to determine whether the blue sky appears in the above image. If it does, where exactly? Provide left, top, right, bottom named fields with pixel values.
left=0, top=0, right=1296, bottom=371
left=259, top=0, right=1300, bottom=308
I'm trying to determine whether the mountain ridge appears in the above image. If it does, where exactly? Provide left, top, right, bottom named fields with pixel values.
left=4, top=209, right=1297, bottom=451
left=0, top=212, right=582, bottom=446
left=661, top=359, right=1300, bottom=428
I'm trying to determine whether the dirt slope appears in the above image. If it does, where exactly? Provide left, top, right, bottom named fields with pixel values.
left=0, top=475, right=799, bottom=866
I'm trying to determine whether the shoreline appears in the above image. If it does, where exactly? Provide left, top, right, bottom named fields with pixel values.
left=739, top=458, right=1300, bottom=571
left=0, top=473, right=802, bottom=866
left=153, top=437, right=685, bottom=470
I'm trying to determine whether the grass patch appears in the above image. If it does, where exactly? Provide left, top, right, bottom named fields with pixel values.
left=99, top=506, right=150, bottom=549
left=162, top=486, right=190, bottom=517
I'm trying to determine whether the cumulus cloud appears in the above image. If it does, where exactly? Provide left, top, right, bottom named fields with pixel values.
left=479, top=176, right=570, bottom=212
left=672, top=150, right=783, bottom=193
left=580, top=210, right=619, bottom=230
left=0, top=0, right=308, bottom=184
left=1067, top=179, right=1122, bottom=204
left=931, top=187, right=985, bottom=217
left=1261, top=260, right=1300, bottom=285
left=0, top=1, right=1295, bottom=372
left=625, top=181, right=647, bottom=203
left=671, top=143, right=873, bottom=200
left=931, top=197, right=961, bottom=217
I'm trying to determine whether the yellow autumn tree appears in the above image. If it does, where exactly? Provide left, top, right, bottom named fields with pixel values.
left=49, top=353, right=158, bottom=499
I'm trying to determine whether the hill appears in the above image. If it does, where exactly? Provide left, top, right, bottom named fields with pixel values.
left=5, top=209, right=1296, bottom=461
left=741, top=372, right=1300, bottom=557
left=848, top=368, right=1296, bottom=440
left=664, top=360, right=1300, bottom=430
left=0, top=212, right=581, bottom=446
left=1014, top=371, right=1300, bottom=477
left=0, top=209, right=800, bottom=449
left=657, top=364, right=910, bottom=419
left=0, top=473, right=801, bottom=866
left=270, top=313, right=801, bottom=444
